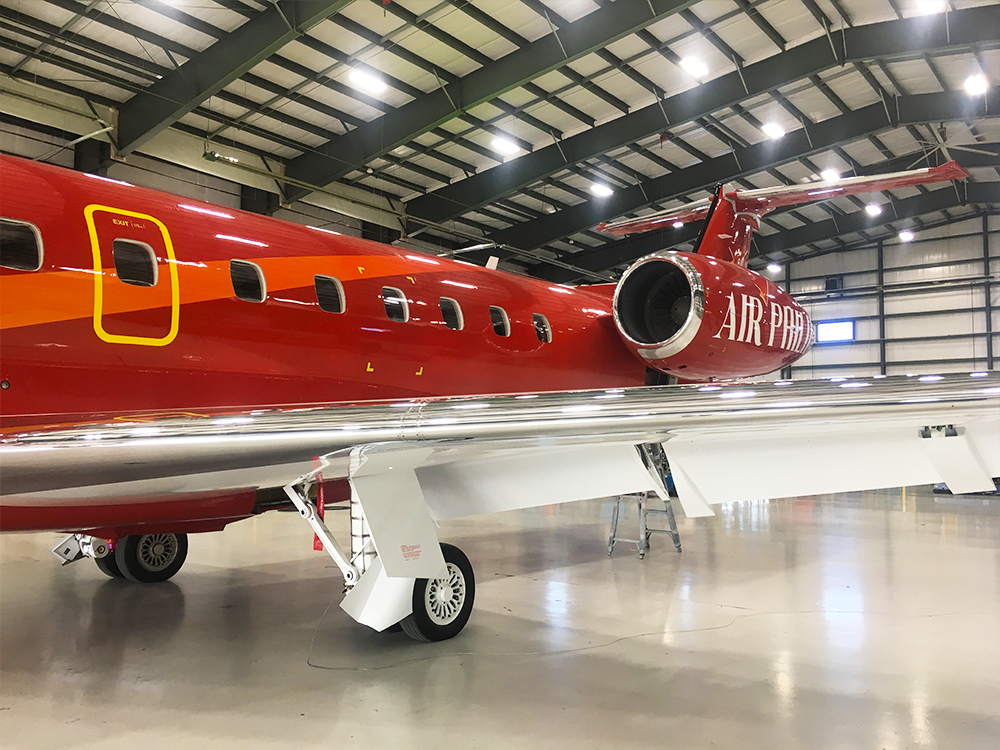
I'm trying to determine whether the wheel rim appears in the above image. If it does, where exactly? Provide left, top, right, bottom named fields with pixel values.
left=136, top=534, right=178, bottom=572
left=424, top=562, right=466, bottom=626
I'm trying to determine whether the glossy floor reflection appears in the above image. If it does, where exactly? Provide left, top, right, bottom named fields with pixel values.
left=2, top=487, right=999, bottom=749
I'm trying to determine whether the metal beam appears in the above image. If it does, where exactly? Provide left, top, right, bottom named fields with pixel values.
left=283, top=0, right=698, bottom=201
left=404, top=6, right=1000, bottom=225
left=116, top=0, right=354, bottom=155
left=488, top=90, right=999, bottom=251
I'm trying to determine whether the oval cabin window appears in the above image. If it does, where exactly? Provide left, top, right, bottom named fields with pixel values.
left=440, top=297, right=464, bottom=330
left=382, top=286, right=409, bottom=323
left=0, top=218, right=43, bottom=271
left=315, top=275, right=346, bottom=313
left=532, top=313, right=552, bottom=343
left=230, top=259, right=267, bottom=303
left=489, top=305, right=510, bottom=337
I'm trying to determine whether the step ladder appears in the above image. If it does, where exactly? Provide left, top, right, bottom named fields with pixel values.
left=607, top=491, right=682, bottom=558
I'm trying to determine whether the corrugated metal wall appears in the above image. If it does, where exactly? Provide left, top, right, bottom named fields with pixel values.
left=786, top=214, right=998, bottom=378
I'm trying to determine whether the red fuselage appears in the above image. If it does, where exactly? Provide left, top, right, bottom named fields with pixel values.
left=0, top=156, right=646, bottom=431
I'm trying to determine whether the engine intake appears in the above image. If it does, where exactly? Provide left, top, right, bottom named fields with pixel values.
left=613, top=253, right=704, bottom=358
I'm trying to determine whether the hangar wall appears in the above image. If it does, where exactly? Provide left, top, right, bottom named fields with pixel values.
left=786, top=213, right=999, bottom=378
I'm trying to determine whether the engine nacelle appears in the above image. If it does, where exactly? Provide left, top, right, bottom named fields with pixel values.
left=613, top=251, right=813, bottom=380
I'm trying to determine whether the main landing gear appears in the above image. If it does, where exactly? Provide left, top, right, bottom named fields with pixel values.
left=52, top=532, right=189, bottom=583
left=283, top=458, right=476, bottom=642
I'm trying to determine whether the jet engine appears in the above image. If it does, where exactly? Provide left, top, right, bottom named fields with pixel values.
left=613, top=251, right=813, bottom=381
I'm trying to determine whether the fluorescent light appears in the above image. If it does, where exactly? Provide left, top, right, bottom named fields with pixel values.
left=820, top=169, right=840, bottom=181
left=766, top=263, right=782, bottom=274
left=915, top=0, right=946, bottom=13
left=898, top=229, right=914, bottom=242
left=964, top=74, right=988, bottom=96
left=816, top=320, right=854, bottom=342
left=590, top=184, right=613, bottom=197
left=672, top=220, right=684, bottom=228
left=491, top=137, right=519, bottom=155
left=762, top=122, right=785, bottom=139
left=679, top=57, right=708, bottom=79
left=349, top=68, right=387, bottom=94
left=865, top=203, right=882, bottom=217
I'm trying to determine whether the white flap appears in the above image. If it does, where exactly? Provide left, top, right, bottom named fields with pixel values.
left=919, top=429, right=995, bottom=494
left=416, top=442, right=658, bottom=520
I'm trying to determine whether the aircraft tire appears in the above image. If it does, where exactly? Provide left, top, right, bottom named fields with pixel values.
left=115, top=533, right=188, bottom=583
left=94, top=552, right=125, bottom=579
left=401, top=543, right=475, bottom=642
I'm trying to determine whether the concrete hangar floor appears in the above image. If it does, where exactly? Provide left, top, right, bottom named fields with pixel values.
left=1, top=488, right=998, bottom=749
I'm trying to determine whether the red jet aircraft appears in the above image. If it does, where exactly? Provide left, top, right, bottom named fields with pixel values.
left=2, top=154, right=996, bottom=641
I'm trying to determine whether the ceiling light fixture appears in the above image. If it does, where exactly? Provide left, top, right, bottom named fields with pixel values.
left=865, top=203, right=883, bottom=217
left=679, top=57, right=708, bottom=79
left=590, top=184, right=613, bottom=197
left=762, top=122, right=785, bottom=139
left=899, top=229, right=914, bottom=242
left=915, top=0, right=946, bottom=14
left=820, top=169, right=841, bottom=182
left=964, top=74, right=988, bottom=96
left=349, top=68, right=387, bottom=94
left=766, top=263, right=782, bottom=274
left=490, top=137, right=519, bottom=155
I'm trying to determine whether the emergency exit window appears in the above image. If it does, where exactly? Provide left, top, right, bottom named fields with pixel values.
left=113, top=239, right=158, bottom=287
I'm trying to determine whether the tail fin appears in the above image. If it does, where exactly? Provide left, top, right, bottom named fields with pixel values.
left=690, top=183, right=762, bottom=267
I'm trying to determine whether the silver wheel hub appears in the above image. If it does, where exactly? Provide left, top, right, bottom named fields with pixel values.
left=136, top=533, right=177, bottom=572
left=424, top=562, right=466, bottom=626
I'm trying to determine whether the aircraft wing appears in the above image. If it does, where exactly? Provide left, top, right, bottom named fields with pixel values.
left=597, top=161, right=968, bottom=236
left=3, top=373, right=997, bottom=525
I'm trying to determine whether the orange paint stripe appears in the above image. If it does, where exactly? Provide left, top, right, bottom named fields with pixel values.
left=0, top=254, right=448, bottom=331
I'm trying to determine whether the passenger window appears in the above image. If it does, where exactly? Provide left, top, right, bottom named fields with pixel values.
left=315, top=275, right=345, bottom=313
left=439, top=297, right=464, bottom=330
left=230, top=259, right=266, bottom=302
left=533, top=313, right=552, bottom=343
left=112, top=239, right=158, bottom=287
left=0, top=217, right=43, bottom=271
left=489, top=305, right=510, bottom=337
left=382, top=286, right=409, bottom=322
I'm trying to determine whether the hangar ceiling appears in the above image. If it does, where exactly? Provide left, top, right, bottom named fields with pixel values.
left=1, top=0, right=998, bottom=282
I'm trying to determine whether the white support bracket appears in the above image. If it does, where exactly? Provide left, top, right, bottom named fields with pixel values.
left=283, top=460, right=360, bottom=587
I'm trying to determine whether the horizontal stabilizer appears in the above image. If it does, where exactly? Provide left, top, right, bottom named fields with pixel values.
left=598, top=161, right=968, bottom=236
